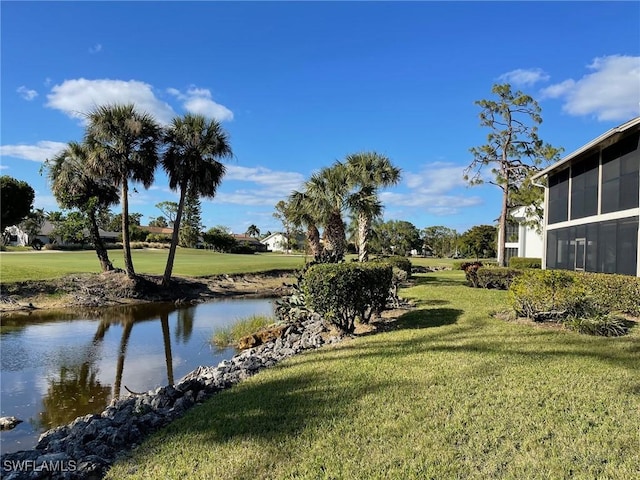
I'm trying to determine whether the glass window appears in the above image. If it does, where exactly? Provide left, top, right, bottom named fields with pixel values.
left=546, top=230, right=557, bottom=269
left=601, top=132, right=639, bottom=213
left=548, top=169, right=569, bottom=224
left=571, top=154, right=599, bottom=219
left=506, top=222, right=519, bottom=242
left=586, top=223, right=598, bottom=272
left=617, top=217, right=639, bottom=276
left=598, top=221, right=617, bottom=273
left=547, top=217, right=638, bottom=276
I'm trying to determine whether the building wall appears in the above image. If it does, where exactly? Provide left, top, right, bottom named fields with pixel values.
left=542, top=127, right=639, bottom=276
left=503, top=207, right=544, bottom=262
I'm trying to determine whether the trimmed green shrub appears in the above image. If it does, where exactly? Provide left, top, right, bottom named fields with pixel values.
left=303, top=262, right=393, bottom=334
left=574, top=272, right=640, bottom=316
left=510, top=269, right=640, bottom=320
left=476, top=267, right=522, bottom=290
left=508, top=257, right=542, bottom=269
left=384, top=256, right=412, bottom=278
left=509, top=270, right=587, bottom=321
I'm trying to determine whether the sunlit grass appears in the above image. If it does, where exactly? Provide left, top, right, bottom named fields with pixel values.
left=211, top=314, right=278, bottom=348
left=106, top=270, right=640, bottom=479
left=0, top=249, right=306, bottom=283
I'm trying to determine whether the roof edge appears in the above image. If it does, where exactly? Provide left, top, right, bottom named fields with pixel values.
left=532, top=116, right=640, bottom=181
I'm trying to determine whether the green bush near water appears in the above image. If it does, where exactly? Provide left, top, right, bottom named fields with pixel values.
left=303, top=262, right=392, bottom=333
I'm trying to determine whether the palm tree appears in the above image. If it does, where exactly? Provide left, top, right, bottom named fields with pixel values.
left=245, top=224, right=260, bottom=238
left=288, top=191, right=323, bottom=261
left=344, top=152, right=401, bottom=262
left=347, top=185, right=383, bottom=262
left=85, top=103, right=161, bottom=278
left=46, top=141, right=120, bottom=271
left=161, top=113, right=232, bottom=286
left=304, top=164, right=350, bottom=262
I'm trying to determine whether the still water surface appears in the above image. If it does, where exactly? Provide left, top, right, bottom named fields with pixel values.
left=0, top=297, right=275, bottom=455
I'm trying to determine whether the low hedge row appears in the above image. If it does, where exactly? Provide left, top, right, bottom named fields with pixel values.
left=303, top=262, right=393, bottom=334
left=509, top=269, right=640, bottom=320
left=508, top=257, right=541, bottom=269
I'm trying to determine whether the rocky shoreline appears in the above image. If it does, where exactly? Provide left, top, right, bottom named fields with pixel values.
left=1, top=313, right=339, bottom=480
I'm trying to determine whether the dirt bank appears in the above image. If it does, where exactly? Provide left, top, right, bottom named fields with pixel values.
left=0, top=269, right=296, bottom=314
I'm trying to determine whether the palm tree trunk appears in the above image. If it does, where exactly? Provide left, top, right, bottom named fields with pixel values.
left=161, top=313, right=174, bottom=385
left=358, top=212, right=371, bottom=262
left=325, top=212, right=346, bottom=262
left=121, top=180, right=135, bottom=277
left=162, top=183, right=188, bottom=287
left=307, top=224, right=322, bottom=261
left=114, top=319, right=134, bottom=399
left=87, top=208, right=114, bottom=271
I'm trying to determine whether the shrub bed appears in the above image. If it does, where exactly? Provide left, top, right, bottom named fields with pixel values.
left=303, top=262, right=393, bottom=334
left=508, top=257, right=541, bottom=269
left=575, top=271, right=640, bottom=316
left=476, top=267, right=522, bottom=290
left=509, top=269, right=640, bottom=324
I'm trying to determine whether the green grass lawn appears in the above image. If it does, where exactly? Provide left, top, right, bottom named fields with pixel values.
left=0, top=249, right=307, bottom=283
left=106, top=270, right=640, bottom=479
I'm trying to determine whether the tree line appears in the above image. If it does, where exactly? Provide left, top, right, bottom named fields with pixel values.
left=3, top=82, right=562, bottom=269
left=42, top=104, right=232, bottom=286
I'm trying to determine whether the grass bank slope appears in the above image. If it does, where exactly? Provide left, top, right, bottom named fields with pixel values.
left=107, top=270, right=640, bottom=480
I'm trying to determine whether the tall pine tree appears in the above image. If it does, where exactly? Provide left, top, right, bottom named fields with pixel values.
left=179, top=187, right=202, bottom=248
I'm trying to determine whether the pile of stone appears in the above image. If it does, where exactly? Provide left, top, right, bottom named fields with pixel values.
left=1, top=314, right=339, bottom=480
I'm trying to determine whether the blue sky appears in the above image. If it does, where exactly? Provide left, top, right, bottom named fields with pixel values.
left=2, top=1, right=639, bottom=236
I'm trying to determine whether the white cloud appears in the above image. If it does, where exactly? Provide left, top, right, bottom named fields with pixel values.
left=380, top=191, right=483, bottom=213
left=46, top=78, right=176, bottom=124
left=225, top=165, right=304, bottom=193
left=498, top=68, right=550, bottom=87
left=0, top=140, right=67, bottom=162
left=89, top=43, right=103, bottom=54
left=402, top=162, right=467, bottom=194
left=379, top=161, right=484, bottom=215
left=0, top=165, right=8, bottom=170
left=208, top=166, right=305, bottom=206
left=541, top=55, right=640, bottom=121
left=17, top=86, right=38, bottom=100
left=167, top=86, right=233, bottom=121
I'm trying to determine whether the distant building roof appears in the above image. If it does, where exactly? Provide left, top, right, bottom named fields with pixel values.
left=142, top=226, right=173, bottom=235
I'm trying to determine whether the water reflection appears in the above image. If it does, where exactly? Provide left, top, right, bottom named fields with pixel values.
left=40, top=363, right=111, bottom=429
left=0, top=297, right=274, bottom=454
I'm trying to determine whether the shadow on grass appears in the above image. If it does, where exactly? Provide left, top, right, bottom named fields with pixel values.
left=394, top=308, right=463, bottom=329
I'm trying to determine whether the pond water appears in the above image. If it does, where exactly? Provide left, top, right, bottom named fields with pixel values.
left=0, top=297, right=275, bottom=455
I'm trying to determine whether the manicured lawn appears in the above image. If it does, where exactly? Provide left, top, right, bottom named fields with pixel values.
left=0, top=249, right=307, bottom=283
left=106, top=270, right=640, bottom=479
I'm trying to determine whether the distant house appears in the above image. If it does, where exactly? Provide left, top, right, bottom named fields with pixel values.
left=500, top=206, right=544, bottom=262
left=143, top=226, right=174, bottom=236
left=260, top=232, right=305, bottom=253
left=531, top=116, right=639, bottom=276
left=232, top=234, right=268, bottom=252
left=5, top=220, right=119, bottom=246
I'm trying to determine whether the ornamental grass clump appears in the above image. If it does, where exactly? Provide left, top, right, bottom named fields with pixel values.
left=563, top=314, right=630, bottom=337
left=303, top=262, right=392, bottom=334
left=211, top=314, right=277, bottom=347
